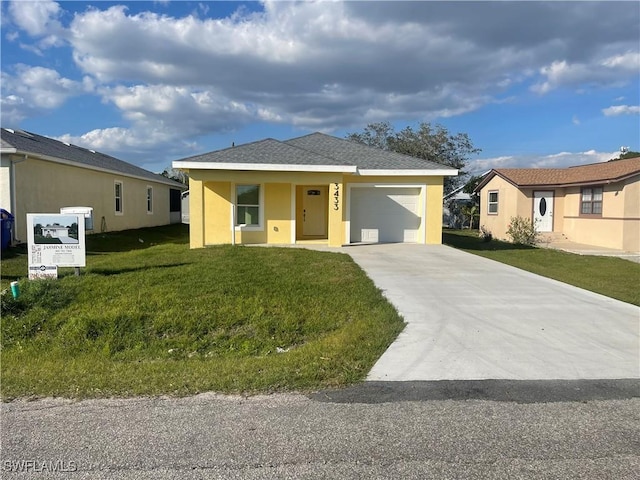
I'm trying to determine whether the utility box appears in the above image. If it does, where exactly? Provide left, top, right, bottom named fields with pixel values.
left=60, top=206, right=94, bottom=231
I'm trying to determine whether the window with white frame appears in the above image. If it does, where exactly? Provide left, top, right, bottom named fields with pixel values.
left=236, top=185, right=260, bottom=226
left=581, top=186, right=602, bottom=215
left=488, top=190, right=498, bottom=214
left=146, top=186, right=153, bottom=214
left=115, top=181, right=123, bottom=214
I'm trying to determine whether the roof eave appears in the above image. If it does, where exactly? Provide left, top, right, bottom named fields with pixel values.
left=13, top=150, right=185, bottom=188
left=356, top=168, right=459, bottom=176
left=172, top=161, right=357, bottom=173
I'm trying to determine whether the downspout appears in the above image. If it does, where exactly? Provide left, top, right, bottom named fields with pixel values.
left=230, top=200, right=236, bottom=246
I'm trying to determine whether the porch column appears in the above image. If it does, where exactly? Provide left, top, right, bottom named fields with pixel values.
left=327, top=180, right=344, bottom=247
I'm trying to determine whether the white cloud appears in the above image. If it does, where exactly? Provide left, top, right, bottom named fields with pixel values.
left=0, top=66, right=88, bottom=124
left=3, top=1, right=639, bottom=162
left=532, top=52, right=640, bottom=94
left=602, top=105, right=640, bottom=116
left=8, top=0, right=65, bottom=48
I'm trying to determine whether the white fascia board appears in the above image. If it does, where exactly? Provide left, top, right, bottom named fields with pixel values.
left=1, top=148, right=18, bottom=154
left=357, top=168, right=459, bottom=176
left=172, top=161, right=357, bottom=173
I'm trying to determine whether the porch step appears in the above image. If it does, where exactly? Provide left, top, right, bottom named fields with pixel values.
left=539, top=232, right=568, bottom=244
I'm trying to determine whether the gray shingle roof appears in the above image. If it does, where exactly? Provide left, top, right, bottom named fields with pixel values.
left=174, top=132, right=456, bottom=173
left=175, top=137, right=352, bottom=167
left=285, top=133, right=451, bottom=170
left=1, top=128, right=185, bottom=188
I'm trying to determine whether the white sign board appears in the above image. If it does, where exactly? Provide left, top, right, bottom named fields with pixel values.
left=27, top=213, right=86, bottom=268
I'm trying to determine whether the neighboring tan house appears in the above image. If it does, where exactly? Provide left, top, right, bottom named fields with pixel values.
left=1, top=128, right=186, bottom=243
left=172, top=132, right=457, bottom=248
left=475, top=157, right=640, bottom=251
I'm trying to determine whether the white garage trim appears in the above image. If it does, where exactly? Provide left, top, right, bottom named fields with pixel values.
left=346, top=183, right=426, bottom=244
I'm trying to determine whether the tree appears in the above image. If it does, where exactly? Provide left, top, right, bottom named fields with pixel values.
left=34, top=223, right=43, bottom=236
left=462, top=174, right=484, bottom=207
left=162, top=168, right=189, bottom=185
left=610, top=151, right=640, bottom=161
left=460, top=203, right=479, bottom=229
left=69, top=222, right=78, bottom=238
left=347, top=122, right=481, bottom=193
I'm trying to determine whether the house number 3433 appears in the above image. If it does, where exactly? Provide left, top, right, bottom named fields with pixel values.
left=333, top=183, right=340, bottom=210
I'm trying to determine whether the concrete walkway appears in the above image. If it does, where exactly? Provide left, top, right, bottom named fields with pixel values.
left=541, top=239, right=640, bottom=263
left=343, top=244, right=639, bottom=382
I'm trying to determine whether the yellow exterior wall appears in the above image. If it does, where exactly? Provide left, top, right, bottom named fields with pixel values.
left=11, top=156, right=178, bottom=242
left=265, top=183, right=293, bottom=244
left=186, top=169, right=448, bottom=247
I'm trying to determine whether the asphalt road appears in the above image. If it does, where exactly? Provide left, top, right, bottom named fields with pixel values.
left=2, top=381, right=639, bottom=479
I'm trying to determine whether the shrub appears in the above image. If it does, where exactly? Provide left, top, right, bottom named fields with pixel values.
left=479, top=225, right=492, bottom=242
left=506, top=216, right=540, bottom=245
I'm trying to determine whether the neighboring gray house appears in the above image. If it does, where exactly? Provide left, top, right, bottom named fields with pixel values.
left=1, top=128, right=186, bottom=243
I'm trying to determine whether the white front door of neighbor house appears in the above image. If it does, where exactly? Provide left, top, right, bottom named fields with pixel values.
left=534, top=191, right=554, bottom=232
left=303, top=187, right=327, bottom=236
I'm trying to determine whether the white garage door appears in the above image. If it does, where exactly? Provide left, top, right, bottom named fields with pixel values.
left=350, top=187, right=422, bottom=243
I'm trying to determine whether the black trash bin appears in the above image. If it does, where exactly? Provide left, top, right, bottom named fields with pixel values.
left=1, top=209, right=14, bottom=250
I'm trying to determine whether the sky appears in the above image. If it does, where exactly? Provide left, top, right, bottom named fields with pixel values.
left=1, top=0, right=639, bottom=177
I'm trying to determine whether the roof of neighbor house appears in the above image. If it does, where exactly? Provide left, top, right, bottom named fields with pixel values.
left=173, top=132, right=458, bottom=175
left=475, top=156, right=640, bottom=191
left=1, top=128, right=185, bottom=188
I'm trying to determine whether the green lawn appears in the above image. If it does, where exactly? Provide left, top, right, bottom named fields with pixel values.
left=443, top=229, right=640, bottom=306
left=1, top=225, right=404, bottom=400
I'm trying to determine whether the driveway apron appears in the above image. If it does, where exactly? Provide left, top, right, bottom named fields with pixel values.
left=344, top=244, right=639, bottom=381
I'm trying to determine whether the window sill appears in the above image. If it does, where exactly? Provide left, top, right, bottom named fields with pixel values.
left=235, top=225, right=263, bottom=232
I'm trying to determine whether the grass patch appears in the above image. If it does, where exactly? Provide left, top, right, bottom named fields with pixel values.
left=443, top=229, right=640, bottom=306
left=1, top=225, right=404, bottom=400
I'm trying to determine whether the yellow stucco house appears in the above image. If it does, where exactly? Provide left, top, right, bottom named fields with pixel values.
left=173, top=133, right=458, bottom=248
left=1, top=128, right=186, bottom=243
left=475, top=157, right=640, bottom=252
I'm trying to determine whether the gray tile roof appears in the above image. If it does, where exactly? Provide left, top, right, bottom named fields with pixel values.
left=174, top=132, right=456, bottom=172
left=1, top=128, right=185, bottom=188
left=175, top=138, right=352, bottom=167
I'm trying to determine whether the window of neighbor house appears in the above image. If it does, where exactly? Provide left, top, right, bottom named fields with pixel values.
left=236, top=185, right=260, bottom=226
left=488, top=191, right=499, bottom=214
left=115, top=181, right=123, bottom=214
left=581, top=187, right=603, bottom=215
left=146, top=186, right=153, bottom=214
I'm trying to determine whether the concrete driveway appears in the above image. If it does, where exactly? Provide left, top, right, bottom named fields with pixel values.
left=344, top=244, right=639, bottom=381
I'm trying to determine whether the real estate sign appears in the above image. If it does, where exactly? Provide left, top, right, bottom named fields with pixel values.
left=27, top=214, right=86, bottom=275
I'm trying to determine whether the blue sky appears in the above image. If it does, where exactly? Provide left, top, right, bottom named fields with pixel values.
left=1, top=1, right=639, bottom=176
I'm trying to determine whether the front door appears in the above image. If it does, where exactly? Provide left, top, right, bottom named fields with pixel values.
left=302, top=186, right=327, bottom=236
left=534, top=191, right=554, bottom=232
